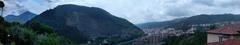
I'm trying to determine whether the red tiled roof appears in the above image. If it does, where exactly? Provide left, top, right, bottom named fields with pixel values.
left=207, top=23, right=240, bottom=34
left=206, top=39, right=240, bottom=45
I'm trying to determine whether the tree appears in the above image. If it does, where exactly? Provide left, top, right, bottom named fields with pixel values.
left=35, top=33, right=75, bottom=45
left=164, top=32, right=207, bottom=45
left=26, top=20, right=54, bottom=34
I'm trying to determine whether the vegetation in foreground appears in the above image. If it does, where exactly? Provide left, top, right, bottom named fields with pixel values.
left=0, top=17, right=75, bottom=45
left=164, top=32, right=207, bottom=45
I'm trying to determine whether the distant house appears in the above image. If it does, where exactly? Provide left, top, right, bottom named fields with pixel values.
left=206, top=23, right=240, bottom=45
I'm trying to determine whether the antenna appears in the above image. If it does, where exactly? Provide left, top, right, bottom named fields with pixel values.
left=0, top=1, right=4, bottom=16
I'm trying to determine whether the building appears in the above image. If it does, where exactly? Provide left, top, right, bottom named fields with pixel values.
left=207, top=39, right=240, bottom=45
left=206, top=23, right=240, bottom=45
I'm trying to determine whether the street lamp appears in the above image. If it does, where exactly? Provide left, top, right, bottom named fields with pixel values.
left=0, top=1, right=4, bottom=16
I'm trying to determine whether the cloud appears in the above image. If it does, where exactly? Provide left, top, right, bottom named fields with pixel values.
left=2, top=0, right=52, bottom=16
left=192, top=0, right=214, bottom=6
left=3, top=0, right=27, bottom=16
left=3, top=0, right=240, bottom=24
left=215, top=0, right=240, bottom=8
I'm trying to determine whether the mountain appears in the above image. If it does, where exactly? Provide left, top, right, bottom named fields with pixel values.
left=137, top=18, right=186, bottom=29
left=173, top=14, right=240, bottom=25
left=166, top=14, right=240, bottom=30
left=27, top=4, right=145, bottom=44
left=138, top=14, right=240, bottom=32
left=4, top=11, right=37, bottom=24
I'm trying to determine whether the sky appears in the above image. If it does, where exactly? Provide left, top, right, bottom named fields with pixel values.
left=3, top=0, right=240, bottom=24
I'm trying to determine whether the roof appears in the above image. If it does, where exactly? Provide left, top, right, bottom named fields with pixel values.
left=206, top=39, right=240, bottom=45
left=207, top=23, right=240, bottom=34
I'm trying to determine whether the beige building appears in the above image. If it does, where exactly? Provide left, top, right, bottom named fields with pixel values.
left=206, top=23, right=240, bottom=45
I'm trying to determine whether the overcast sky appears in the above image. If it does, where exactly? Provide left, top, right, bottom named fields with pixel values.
left=3, top=0, right=240, bottom=24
